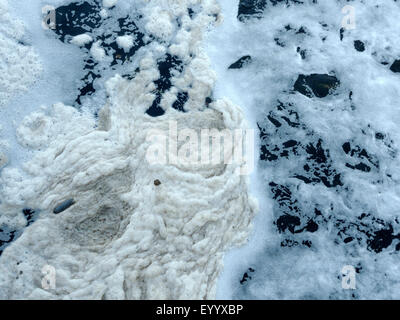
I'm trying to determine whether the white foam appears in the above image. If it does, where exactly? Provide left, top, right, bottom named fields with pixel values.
left=70, top=34, right=93, bottom=47
left=0, top=0, right=42, bottom=106
left=90, top=41, right=106, bottom=61
left=0, top=0, right=255, bottom=300
left=100, top=8, right=108, bottom=19
left=207, top=0, right=400, bottom=299
left=116, top=35, right=134, bottom=52
left=145, top=8, right=175, bottom=42
left=103, top=0, right=118, bottom=9
left=0, top=0, right=88, bottom=170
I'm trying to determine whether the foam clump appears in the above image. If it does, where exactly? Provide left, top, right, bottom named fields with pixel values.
left=145, top=8, right=175, bottom=41
left=90, top=41, right=106, bottom=61
left=16, top=103, right=94, bottom=149
left=208, top=0, right=400, bottom=299
left=0, top=0, right=42, bottom=106
left=116, top=35, right=135, bottom=52
left=70, top=34, right=93, bottom=46
left=103, top=0, right=118, bottom=9
left=0, top=0, right=255, bottom=300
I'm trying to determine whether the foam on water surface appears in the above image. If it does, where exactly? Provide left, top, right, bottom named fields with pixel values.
left=0, top=0, right=256, bottom=299
left=1, top=0, right=400, bottom=300
left=207, top=0, right=400, bottom=299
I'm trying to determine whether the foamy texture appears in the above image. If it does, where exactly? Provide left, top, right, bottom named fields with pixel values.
left=0, top=0, right=255, bottom=299
left=0, top=0, right=42, bottom=106
left=70, top=34, right=93, bottom=46
left=103, top=0, right=118, bottom=9
left=116, top=35, right=134, bottom=52
left=207, top=0, right=400, bottom=299
left=90, top=41, right=106, bottom=61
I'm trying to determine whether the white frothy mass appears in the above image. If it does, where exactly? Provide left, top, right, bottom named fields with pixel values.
left=0, top=0, right=256, bottom=299
left=2, top=0, right=400, bottom=300
left=0, top=0, right=42, bottom=106
left=70, top=34, right=93, bottom=47
left=116, top=35, right=134, bottom=52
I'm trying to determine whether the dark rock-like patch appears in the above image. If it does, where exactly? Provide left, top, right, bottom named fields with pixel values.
left=367, top=226, right=395, bottom=253
left=228, top=56, right=252, bottom=69
left=53, top=199, right=76, bottom=214
left=293, top=74, right=340, bottom=98
left=390, top=60, right=400, bottom=73
left=237, top=0, right=267, bottom=21
left=240, top=267, right=255, bottom=285
left=354, top=40, right=365, bottom=52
